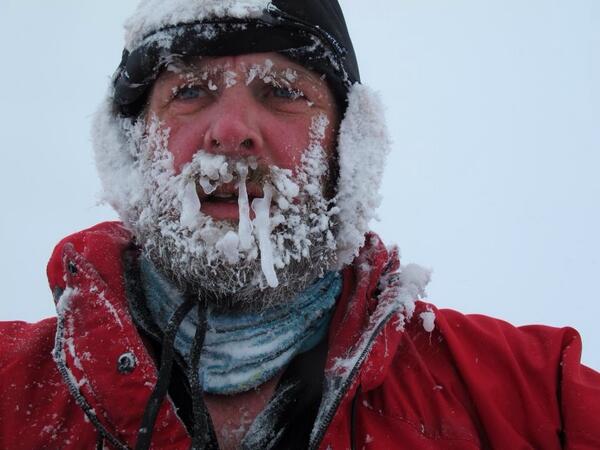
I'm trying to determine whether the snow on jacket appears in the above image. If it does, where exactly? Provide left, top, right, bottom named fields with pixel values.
left=1, top=222, right=599, bottom=449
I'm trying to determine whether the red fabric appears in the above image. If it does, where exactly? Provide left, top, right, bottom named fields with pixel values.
left=1, top=222, right=599, bottom=449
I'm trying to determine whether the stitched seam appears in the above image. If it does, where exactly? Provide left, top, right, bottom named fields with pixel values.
left=52, top=287, right=131, bottom=450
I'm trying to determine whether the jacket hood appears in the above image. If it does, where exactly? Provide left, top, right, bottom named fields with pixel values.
left=92, top=0, right=391, bottom=268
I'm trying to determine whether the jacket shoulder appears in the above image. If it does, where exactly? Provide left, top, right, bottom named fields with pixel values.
left=384, top=302, right=600, bottom=447
left=418, top=304, right=595, bottom=395
left=0, top=318, right=57, bottom=364
left=0, top=319, right=59, bottom=396
left=422, top=304, right=583, bottom=366
left=404, top=302, right=588, bottom=406
left=46, top=221, right=133, bottom=294
left=0, top=319, right=96, bottom=448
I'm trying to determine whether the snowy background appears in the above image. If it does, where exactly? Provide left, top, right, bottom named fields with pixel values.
left=1, top=1, right=598, bottom=370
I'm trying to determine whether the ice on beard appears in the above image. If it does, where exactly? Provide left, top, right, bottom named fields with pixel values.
left=180, top=180, right=201, bottom=229
left=219, top=163, right=234, bottom=183
left=215, top=231, right=241, bottom=264
left=198, top=153, right=230, bottom=195
left=131, top=113, right=335, bottom=293
left=214, top=161, right=256, bottom=265
left=188, top=156, right=234, bottom=197
left=199, top=153, right=225, bottom=180
left=236, top=162, right=254, bottom=251
left=199, top=177, right=216, bottom=195
left=272, top=173, right=300, bottom=199
left=252, top=184, right=279, bottom=288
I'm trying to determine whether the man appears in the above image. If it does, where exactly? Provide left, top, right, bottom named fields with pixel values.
left=1, top=1, right=599, bottom=449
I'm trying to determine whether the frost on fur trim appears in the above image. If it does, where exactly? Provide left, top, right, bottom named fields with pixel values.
left=335, top=84, right=391, bottom=267
left=92, top=99, right=146, bottom=225
left=124, top=0, right=270, bottom=51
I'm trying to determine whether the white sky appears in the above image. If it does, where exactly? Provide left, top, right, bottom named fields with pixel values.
left=0, top=1, right=598, bottom=370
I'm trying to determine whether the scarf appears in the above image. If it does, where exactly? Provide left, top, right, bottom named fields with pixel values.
left=139, top=257, right=341, bottom=395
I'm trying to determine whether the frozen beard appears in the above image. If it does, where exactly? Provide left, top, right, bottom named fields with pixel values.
left=129, top=114, right=338, bottom=311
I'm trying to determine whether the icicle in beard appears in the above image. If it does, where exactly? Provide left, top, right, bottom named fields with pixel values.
left=130, top=113, right=339, bottom=312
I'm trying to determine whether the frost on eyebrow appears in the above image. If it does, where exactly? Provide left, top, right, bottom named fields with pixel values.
left=163, top=59, right=309, bottom=96
left=223, top=70, right=238, bottom=88
left=283, top=68, right=298, bottom=83
left=244, top=60, right=300, bottom=88
left=164, top=61, right=239, bottom=93
left=245, top=59, right=274, bottom=85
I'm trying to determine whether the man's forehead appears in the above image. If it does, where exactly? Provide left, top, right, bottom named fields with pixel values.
left=162, top=52, right=323, bottom=84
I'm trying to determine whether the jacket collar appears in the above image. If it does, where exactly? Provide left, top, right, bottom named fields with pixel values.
left=47, top=222, right=425, bottom=449
left=49, top=222, right=190, bottom=449
left=308, top=233, right=424, bottom=448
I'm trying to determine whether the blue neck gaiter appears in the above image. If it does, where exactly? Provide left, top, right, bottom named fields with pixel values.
left=139, top=257, right=341, bottom=395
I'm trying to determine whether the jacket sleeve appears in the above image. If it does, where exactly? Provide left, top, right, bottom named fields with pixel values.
left=0, top=319, right=97, bottom=449
left=431, top=306, right=600, bottom=449
left=558, top=328, right=600, bottom=449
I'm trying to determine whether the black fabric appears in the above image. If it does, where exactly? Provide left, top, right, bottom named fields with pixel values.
left=272, top=0, right=359, bottom=81
left=135, top=296, right=196, bottom=450
left=123, top=248, right=220, bottom=448
left=241, top=336, right=328, bottom=450
left=112, top=0, right=359, bottom=117
left=123, top=249, right=328, bottom=449
left=188, top=302, right=213, bottom=449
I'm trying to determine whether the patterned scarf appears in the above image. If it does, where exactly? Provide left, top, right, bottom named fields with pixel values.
left=139, top=257, right=341, bottom=395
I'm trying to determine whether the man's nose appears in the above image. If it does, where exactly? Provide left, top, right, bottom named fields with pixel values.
left=203, top=93, right=264, bottom=157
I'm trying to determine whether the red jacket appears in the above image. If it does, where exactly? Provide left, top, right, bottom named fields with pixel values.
left=1, top=222, right=599, bottom=449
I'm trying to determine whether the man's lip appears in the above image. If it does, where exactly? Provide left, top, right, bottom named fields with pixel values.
left=193, top=181, right=267, bottom=220
left=196, top=182, right=264, bottom=201
left=200, top=202, right=247, bottom=221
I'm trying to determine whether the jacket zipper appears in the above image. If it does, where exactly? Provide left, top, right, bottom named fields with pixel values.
left=308, top=309, right=400, bottom=450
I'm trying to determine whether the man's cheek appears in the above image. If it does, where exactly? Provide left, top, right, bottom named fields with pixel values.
left=166, top=127, right=208, bottom=173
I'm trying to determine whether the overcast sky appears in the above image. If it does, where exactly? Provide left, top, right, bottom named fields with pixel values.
left=0, top=0, right=598, bottom=369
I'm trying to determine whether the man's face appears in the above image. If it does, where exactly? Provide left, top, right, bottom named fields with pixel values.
left=132, top=52, right=341, bottom=309
left=146, top=52, right=339, bottom=221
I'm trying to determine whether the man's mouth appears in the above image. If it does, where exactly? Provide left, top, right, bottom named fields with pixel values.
left=195, top=182, right=264, bottom=219
left=203, top=192, right=239, bottom=204
left=198, top=183, right=262, bottom=201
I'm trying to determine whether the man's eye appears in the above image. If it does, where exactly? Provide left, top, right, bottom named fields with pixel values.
left=272, top=87, right=303, bottom=100
left=174, top=85, right=206, bottom=100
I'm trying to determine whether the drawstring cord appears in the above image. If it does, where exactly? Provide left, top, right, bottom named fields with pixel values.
left=135, top=297, right=216, bottom=449
left=135, top=297, right=195, bottom=450
left=188, top=300, right=217, bottom=449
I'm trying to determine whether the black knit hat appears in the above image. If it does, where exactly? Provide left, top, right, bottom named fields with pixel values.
left=112, top=0, right=360, bottom=117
